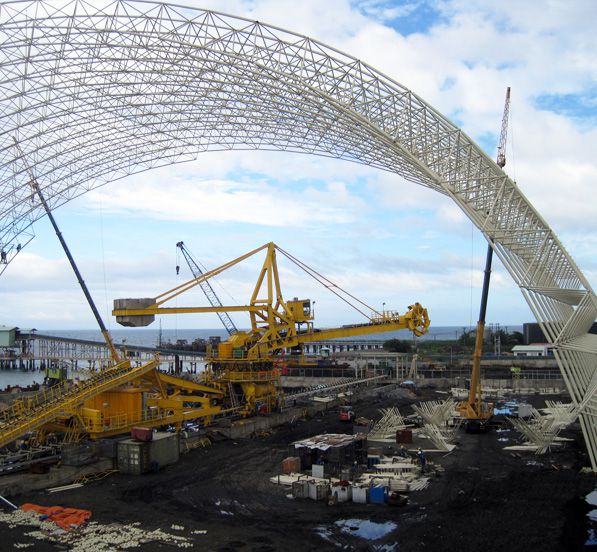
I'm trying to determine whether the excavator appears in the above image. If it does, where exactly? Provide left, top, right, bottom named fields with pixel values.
left=113, top=242, right=430, bottom=415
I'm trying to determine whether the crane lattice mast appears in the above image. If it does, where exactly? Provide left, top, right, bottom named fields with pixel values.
left=176, top=241, right=238, bottom=336
left=496, top=87, right=511, bottom=169
left=459, top=86, right=511, bottom=421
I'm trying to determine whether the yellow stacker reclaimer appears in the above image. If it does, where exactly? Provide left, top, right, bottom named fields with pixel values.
left=113, top=242, right=431, bottom=416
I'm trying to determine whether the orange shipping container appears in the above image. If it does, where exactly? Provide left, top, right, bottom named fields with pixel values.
left=282, top=456, right=301, bottom=474
left=396, top=429, right=413, bottom=444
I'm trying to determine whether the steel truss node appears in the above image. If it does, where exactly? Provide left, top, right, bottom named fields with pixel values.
left=1, top=1, right=596, bottom=467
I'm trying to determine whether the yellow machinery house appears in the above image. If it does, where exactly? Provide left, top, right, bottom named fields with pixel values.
left=84, top=387, right=144, bottom=434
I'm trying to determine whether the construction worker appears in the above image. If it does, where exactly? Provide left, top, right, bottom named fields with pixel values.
left=416, top=448, right=426, bottom=473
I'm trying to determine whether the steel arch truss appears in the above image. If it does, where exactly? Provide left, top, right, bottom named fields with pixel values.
left=1, top=1, right=596, bottom=465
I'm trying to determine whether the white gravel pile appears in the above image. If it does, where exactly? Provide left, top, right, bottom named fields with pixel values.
left=0, top=509, right=197, bottom=550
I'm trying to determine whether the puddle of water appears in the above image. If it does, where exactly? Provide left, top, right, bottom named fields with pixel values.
left=335, top=519, right=397, bottom=540
left=583, top=489, right=597, bottom=548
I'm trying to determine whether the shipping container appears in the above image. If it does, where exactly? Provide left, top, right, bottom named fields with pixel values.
left=282, top=456, right=301, bottom=474
left=148, top=432, right=180, bottom=468
left=396, top=429, right=413, bottom=444
left=117, top=440, right=150, bottom=475
left=117, top=432, right=179, bottom=474
left=96, top=438, right=125, bottom=459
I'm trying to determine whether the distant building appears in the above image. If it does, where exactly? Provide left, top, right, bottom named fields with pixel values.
left=523, top=322, right=597, bottom=345
left=512, top=344, right=552, bottom=357
left=0, top=325, right=17, bottom=348
left=522, top=323, right=547, bottom=345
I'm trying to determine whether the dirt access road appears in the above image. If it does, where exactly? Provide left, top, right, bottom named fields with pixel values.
left=0, top=388, right=594, bottom=551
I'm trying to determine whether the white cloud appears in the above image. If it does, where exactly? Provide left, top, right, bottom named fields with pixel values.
left=3, top=0, right=595, bottom=330
left=84, top=169, right=366, bottom=227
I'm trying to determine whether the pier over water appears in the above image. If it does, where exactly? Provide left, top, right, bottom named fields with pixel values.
left=0, top=331, right=205, bottom=375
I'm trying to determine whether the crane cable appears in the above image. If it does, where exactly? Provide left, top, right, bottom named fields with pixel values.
left=470, top=221, right=475, bottom=330
left=191, top=250, right=240, bottom=306
left=275, top=246, right=380, bottom=320
left=99, top=195, right=111, bottom=336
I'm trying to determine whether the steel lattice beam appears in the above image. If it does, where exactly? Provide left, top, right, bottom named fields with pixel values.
left=1, top=0, right=596, bottom=467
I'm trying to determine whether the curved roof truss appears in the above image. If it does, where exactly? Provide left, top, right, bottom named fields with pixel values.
left=1, top=0, right=596, bottom=466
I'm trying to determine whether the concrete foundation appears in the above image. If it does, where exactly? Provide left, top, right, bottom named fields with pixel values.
left=0, top=458, right=114, bottom=498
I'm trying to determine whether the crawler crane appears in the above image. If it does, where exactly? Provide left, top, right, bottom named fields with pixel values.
left=457, top=87, right=511, bottom=426
left=113, top=242, right=430, bottom=415
left=0, top=143, right=226, bottom=450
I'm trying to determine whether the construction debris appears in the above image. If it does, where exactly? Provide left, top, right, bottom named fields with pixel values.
left=413, top=399, right=457, bottom=426
left=0, top=509, right=194, bottom=551
left=273, top=431, right=434, bottom=506
left=47, top=483, right=84, bottom=494
left=542, top=401, right=578, bottom=426
left=412, top=399, right=460, bottom=451
left=290, top=433, right=367, bottom=471
left=420, top=424, right=457, bottom=452
left=507, top=405, right=574, bottom=454
left=368, top=408, right=406, bottom=442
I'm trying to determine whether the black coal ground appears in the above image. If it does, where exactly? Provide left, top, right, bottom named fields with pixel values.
left=1, top=389, right=595, bottom=552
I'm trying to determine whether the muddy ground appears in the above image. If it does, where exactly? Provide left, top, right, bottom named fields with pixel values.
left=1, top=388, right=595, bottom=551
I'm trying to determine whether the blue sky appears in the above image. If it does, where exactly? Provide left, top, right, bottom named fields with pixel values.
left=2, top=0, right=596, bottom=332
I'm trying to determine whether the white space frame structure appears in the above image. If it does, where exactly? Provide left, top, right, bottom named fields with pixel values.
left=1, top=1, right=596, bottom=466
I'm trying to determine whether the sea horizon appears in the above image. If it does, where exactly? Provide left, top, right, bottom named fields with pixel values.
left=36, top=324, right=523, bottom=348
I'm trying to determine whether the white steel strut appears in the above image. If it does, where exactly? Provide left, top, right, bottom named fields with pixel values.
left=0, top=1, right=595, bottom=468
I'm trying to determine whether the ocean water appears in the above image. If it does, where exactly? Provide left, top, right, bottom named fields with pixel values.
left=41, top=325, right=522, bottom=346
left=0, top=325, right=521, bottom=389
